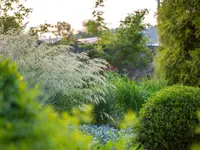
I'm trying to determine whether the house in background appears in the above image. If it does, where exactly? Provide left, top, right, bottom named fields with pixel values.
left=76, top=37, right=100, bottom=44
left=38, top=26, right=159, bottom=47
left=75, top=26, right=159, bottom=46
left=38, top=32, right=63, bottom=44
left=142, top=26, right=160, bottom=53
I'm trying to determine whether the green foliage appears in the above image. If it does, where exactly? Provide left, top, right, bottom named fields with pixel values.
left=99, top=29, right=116, bottom=45
left=0, top=33, right=109, bottom=115
left=93, top=83, right=117, bottom=124
left=28, top=27, right=38, bottom=36
left=84, top=71, right=167, bottom=125
left=38, top=23, right=52, bottom=33
left=84, top=9, right=152, bottom=75
left=137, top=77, right=168, bottom=101
left=0, top=0, right=32, bottom=33
left=73, top=30, right=92, bottom=39
left=191, top=112, right=200, bottom=150
left=29, top=21, right=72, bottom=36
left=87, top=44, right=104, bottom=58
left=109, top=73, right=167, bottom=116
left=114, top=75, right=143, bottom=114
left=55, top=21, right=71, bottom=36
left=0, top=16, right=20, bottom=33
left=83, top=20, right=102, bottom=36
left=92, top=0, right=106, bottom=29
left=0, top=0, right=32, bottom=21
left=104, top=9, right=151, bottom=71
left=78, top=30, right=115, bottom=59
left=155, top=0, right=200, bottom=87
left=58, top=36, right=75, bottom=45
left=136, top=85, right=200, bottom=150
left=0, top=58, right=93, bottom=150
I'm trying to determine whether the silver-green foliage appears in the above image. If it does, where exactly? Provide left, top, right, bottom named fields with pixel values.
left=0, top=33, right=109, bottom=112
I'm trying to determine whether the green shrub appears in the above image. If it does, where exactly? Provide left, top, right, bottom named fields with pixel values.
left=155, top=0, right=200, bottom=87
left=110, top=73, right=166, bottom=115
left=137, top=77, right=168, bottom=101
left=136, top=85, right=200, bottom=150
left=114, top=76, right=143, bottom=114
left=93, top=84, right=116, bottom=124
left=0, top=58, right=93, bottom=149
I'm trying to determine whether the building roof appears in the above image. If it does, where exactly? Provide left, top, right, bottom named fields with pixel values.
left=76, top=37, right=99, bottom=44
left=38, top=32, right=63, bottom=43
left=142, top=26, right=160, bottom=46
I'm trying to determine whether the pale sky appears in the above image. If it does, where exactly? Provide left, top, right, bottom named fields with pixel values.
left=24, top=0, right=157, bottom=31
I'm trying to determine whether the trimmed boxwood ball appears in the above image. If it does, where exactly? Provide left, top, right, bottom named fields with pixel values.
left=136, top=85, right=200, bottom=150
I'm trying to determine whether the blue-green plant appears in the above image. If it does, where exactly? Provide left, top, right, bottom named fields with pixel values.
left=86, top=111, right=140, bottom=150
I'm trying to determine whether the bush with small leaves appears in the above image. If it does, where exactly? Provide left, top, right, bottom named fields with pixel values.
left=136, top=85, right=200, bottom=150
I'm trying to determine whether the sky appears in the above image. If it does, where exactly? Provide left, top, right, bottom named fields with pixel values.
left=24, top=0, right=158, bottom=31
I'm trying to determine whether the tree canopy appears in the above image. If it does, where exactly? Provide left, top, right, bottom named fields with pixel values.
left=0, top=0, right=32, bottom=33
left=83, top=20, right=102, bottom=36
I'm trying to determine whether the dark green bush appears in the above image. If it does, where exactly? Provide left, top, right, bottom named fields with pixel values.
left=191, top=112, right=200, bottom=150
left=136, top=85, right=200, bottom=150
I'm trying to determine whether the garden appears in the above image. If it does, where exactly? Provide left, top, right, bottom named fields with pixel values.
left=1, top=0, right=200, bottom=150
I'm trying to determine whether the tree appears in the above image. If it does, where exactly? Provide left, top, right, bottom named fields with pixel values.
left=55, top=21, right=71, bottom=36
left=28, top=27, right=39, bottom=36
left=92, top=0, right=107, bottom=30
left=0, top=16, right=20, bottom=33
left=154, top=0, right=200, bottom=87
left=105, top=9, right=151, bottom=71
left=27, top=23, right=52, bottom=37
left=83, top=20, right=102, bottom=36
left=74, top=30, right=90, bottom=38
left=0, top=0, right=32, bottom=33
left=39, top=23, right=52, bottom=33
left=28, top=21, right=72, bottom=37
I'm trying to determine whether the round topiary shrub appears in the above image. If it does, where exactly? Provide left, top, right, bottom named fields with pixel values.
left=136, top=85, right=200, bottom=150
